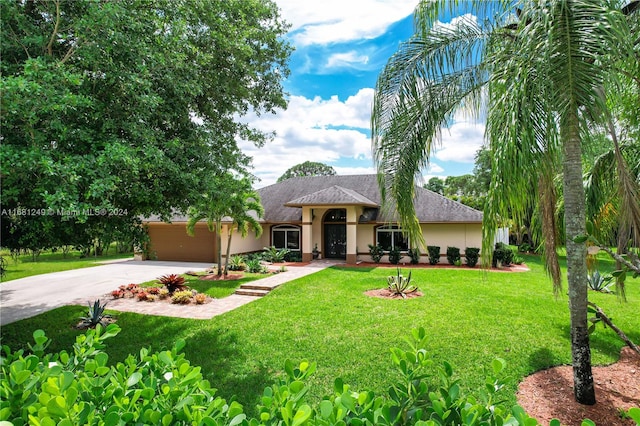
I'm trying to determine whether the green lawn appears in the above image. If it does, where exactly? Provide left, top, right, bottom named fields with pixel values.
left=2, top=254, right=638, bottom=418
left=0, top=248, right=133, bottom=282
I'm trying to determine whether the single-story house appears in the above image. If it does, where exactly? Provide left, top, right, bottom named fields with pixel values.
left=143, top=174, right=483, bottom=264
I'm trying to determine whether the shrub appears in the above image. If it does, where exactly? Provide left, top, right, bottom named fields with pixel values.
left=171, top=290, right=193, bottom=304
left=262, top=246, right=289, bottom=263
left=110, top=289, right=125, bottom=299
left=78, top=300, right=112, bottom=329
left=136, top=291, right=151, bottom=301
left=0, top=326, right=544, bottom=426
left=513, top=255, right=524, bottom=265
left=245, top=258, right=263, bottom=273
left=284, top=251, right=302, bottom=262
left=518, top=243, right=532, bottom=253
left=493, top=243, right=515, bottom=267
left=387, top=268, right=418, bottom=298
left=446, top=246, right=461, bottom=265
left=368, top=243, right=384, bottom=263
left=427, top=245, right=440, bottom=265
left=228, top=254, right=246, bottom=271
left=407, top=247, right=420, bottom=264
left=388, top=246, right=403, bottom=264
left=194, top=293, right=208, bottom=304
left=465, top=247, right=480, bottom=268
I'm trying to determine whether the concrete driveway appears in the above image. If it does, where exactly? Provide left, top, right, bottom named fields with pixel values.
left=0, top=260, right=212, bottom=326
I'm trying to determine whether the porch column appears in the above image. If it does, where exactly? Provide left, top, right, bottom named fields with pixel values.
left=301, top=207, right=313, bottom=262
left=346, top=207, right=357, bottom=264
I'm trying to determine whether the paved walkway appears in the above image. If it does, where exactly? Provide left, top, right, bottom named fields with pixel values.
left=1, top=259, right=341, bottom=325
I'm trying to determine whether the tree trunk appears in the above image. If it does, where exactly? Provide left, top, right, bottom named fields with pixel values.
left=224, top=224, right=233, bottom=277
left=216, top=222, right=223, bottom=277
left=561, top=113, right=596, bottom=405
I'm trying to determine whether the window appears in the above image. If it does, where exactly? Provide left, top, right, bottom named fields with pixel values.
left=271, top=225, right=300, bottom=251
left=376, top=225, right=409, bottom=251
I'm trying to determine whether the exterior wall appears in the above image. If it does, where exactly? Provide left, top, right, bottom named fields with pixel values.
left=357, top=222, right=482, bottom=263
left=147, top=222, right=216, bottom=262
left=220, top=225, right=265, bottom=258
left=422, top=223, right=482, bottom=255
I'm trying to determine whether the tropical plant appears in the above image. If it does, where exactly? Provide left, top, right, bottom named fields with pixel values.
left=446, top=246, right=461, bottom=265
left=368, top=243, right=385, bottom=263
left=372, top=0, right=639, bottom=404
left=78, top=299, right=112, bottom=329
left=194, top=293, right=207, bottom=304
left=171, top=290, right=193, bottom=304
left=0, top=326, right=546, bottom=426
left=157, top=274, right=187, bottom=294
left=387, top=268, right=419, bottom=298
left=262, top=246, right=289, bottom=263
left=222, top=179, right=264, bottom=276
left=465, top=247, right=480, bottom=268
left=388, top=246, right=403, bottom=264
left=408, top=247, right=421, bottom=264
left=245, top=257, right=264, bottom=273
left=228, top=254, right=247, bottom=271
left=586, top=270, right=614, bottom=293
left=427, top=246, right=440, bottom=265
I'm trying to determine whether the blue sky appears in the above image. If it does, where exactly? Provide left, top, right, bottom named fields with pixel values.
left=240, top=0, right=486, bottom=187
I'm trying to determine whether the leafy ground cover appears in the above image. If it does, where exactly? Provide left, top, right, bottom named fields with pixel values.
left=0, top=248, right=133, bottom=282
left=2, top=254, right=637, bottom=419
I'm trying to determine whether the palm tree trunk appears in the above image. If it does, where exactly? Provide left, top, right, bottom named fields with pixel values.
left=224, top=225, right=233, bottom=277
left=561, top=112, right=596, bottom=405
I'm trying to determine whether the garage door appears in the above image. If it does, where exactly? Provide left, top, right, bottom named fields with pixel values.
left=147, top=223, right=216, bottom=262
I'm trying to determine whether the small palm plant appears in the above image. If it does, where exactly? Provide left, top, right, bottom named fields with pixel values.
left=387, top=268, right=419, bottom=298
left=158, top=274, right=187, bottom=294
left=78, top=299, right=112, bottom=329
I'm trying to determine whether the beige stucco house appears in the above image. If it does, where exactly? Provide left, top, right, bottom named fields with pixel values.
left=143, top=174, right=483, bottom=264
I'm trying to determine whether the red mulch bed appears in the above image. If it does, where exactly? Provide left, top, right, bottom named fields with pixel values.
left=364, top=288, right=424, bottom=299
left=198, top=273, right=245, bottom=281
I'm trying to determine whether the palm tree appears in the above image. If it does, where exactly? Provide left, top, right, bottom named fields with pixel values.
left=372, top=0, right=637, bottom=405
left=222, top=180, right=264, bottom=276
left=186, top=173, right=239, bottom=277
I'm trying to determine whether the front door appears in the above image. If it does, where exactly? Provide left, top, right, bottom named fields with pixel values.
left=323, top=209, right=347, bottom=259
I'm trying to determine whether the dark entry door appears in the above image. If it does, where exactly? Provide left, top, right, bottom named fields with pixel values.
left=324, top=224, right=346, bottom=259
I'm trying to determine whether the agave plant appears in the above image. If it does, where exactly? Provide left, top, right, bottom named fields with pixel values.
left=387, top=268, right=418, bottom=298
left=587, top=270, right=613, bottom=293
left=78, top=299, right=112, bottom=328
left=158, top=274, right=187, bottom=294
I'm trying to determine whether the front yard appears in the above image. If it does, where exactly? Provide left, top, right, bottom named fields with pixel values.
left=1, top=254, right=638, bottom=418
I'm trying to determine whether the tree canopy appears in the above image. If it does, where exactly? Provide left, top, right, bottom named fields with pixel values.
left=372, top=0, right=638, bottom=405
left=0, top=0, right=291, bottom=253
left=277, top=161, right=337, bottom=182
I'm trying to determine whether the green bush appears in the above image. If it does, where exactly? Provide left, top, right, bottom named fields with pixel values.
left=262, top=246, right=289, bottom=263
left=464, top=247, right=480, bottom=268
left=407, top=247, right=420, bottom=264
left=1, top=326, right=546, bottom=426
left=228, top=254, right=246, bottom=271
left=245, top=257, right=263, bottom=273
left=446, top=246, right=461, bottom=265
left=368, top=243, right=384, bottom=263
left=388, top=246, right=403, bottom=264
left=493, top=243, right=515, bottom=267
left=427, top=245, right=440, bottom=265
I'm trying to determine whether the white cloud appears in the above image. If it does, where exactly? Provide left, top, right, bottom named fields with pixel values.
left=240, top=89, right=375, bottom=187
left=326, top=51, right=369, bottom=69
left=434, top=122, right=485, bottom=163
left=275, top=0, right=416, bottom=46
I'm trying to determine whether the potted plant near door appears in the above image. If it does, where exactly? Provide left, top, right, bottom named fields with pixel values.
left=312, top=244, right=320, bottom=259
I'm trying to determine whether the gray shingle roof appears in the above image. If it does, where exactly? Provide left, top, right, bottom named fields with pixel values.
left=258, top=174, right=482, bottom=223
left=284, top=185, right=378, bottom=207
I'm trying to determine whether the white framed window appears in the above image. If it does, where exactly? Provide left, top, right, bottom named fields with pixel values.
left=376, top=225, right=409, bottom=251
left=272, top=225, right=300, bottom=251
